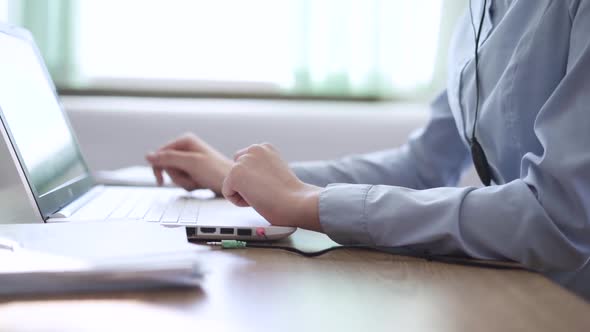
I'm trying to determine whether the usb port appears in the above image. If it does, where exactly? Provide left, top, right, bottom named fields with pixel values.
left=220, top=228, right=234, bottom=235
left=186, top=227, right=196, bottom=237
left=237, top=228, right=252, bottom=236
left=200, top=227, right=216, bottom=234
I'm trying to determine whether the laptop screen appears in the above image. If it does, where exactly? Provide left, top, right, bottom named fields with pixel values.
left=0, top=27, right=93, bottom=218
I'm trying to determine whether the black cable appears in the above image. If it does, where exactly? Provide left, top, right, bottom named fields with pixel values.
left=246, top=243, right=376, bottom=258
left=466, top=0, right=494, bottom=186
left=209, top=241, right=530, bottom=271
left=463, top=0, right=488, bottom=144
left=470, top=0, right=488, bottom=141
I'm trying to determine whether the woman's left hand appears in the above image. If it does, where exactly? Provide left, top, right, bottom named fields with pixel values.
left=221, top=143, right=323, bottom=232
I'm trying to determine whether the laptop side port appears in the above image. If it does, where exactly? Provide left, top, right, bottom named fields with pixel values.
left=186, top=227, right=197, bottom=237
left=220, top=228, right=234, bottom=235
left=200, top=227, right=216, bottom=234
left=237, top=228, right=252, bottom=236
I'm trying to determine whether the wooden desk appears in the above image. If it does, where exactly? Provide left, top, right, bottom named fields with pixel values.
left=0, top=228, right=589, bottom=332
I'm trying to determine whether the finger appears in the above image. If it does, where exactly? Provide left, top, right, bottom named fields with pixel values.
left=146, top=150, right=195, bottom=171
left=233, top=146, right=250, bottom=162
left=260, top=142, right=277, bottom=151
left=221, top=172, right=249, bottom=206
left=153, top=166, right=164, bottom=186
left=221, top=175, right=237, bottom=202
left=223, top=186, right=250, bottom=207
left=233, top=143, right=267, bottom=161
left=165, top=168, right=198, bottom=191
left=159, top=133, right=199, bottom=152
left=230, top=193, right=250, bottom=207
left=146, top=152, right=164, bottom=186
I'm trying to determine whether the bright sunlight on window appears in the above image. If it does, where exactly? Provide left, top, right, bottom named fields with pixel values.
left=5, top=0, right=447, bottom=99
left=78, top=0, right=295, bottom=89
left=0, top=0, right=8, bottom=22
left=74, top=0, right=442, bottom=98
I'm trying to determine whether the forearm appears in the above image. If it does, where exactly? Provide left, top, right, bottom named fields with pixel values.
left=292, top=92, right=471, bottom=189
left=316, top=181, right=590, bottom=273
left=291, top=147, right=425, bottom=188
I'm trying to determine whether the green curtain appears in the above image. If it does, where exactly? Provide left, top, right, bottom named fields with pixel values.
left=9, top=0, right=78, bottom=87
left=290, top=0, right=467, bottom=100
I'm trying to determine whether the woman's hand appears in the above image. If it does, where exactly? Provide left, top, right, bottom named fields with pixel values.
left=222, top=143, right=323, bottom=231
left=145, top=133, right=232, bottom=195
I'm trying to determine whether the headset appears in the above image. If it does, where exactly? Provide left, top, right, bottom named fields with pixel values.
left=467, top=0, right=493, bottom=186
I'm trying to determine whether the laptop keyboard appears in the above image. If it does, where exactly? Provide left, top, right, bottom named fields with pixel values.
left=71, top=187, right=201, bottom=224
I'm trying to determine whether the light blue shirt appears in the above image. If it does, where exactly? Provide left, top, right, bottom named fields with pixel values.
left=292, top=0, right=590, bottom=300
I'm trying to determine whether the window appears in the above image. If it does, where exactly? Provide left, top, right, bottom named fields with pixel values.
left=10, top=0, right=467, bottom=100
left=77, top=0, right=295, bottom=94
left=0, top=0, right=8, bottom=22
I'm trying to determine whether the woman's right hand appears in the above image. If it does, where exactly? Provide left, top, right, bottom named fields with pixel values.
left=145, top=133, right=232, bottom=195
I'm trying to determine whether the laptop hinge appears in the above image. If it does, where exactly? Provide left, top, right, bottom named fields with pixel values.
left=51, top=186, right=105, bottom=218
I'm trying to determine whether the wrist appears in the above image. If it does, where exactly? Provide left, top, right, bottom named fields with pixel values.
left=213, top=157, right=234, bottom=195
left=292, top=183, right=323, bottom=232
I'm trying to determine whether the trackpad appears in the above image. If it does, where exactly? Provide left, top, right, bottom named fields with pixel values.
left=197, top=199, right=269, bottom=227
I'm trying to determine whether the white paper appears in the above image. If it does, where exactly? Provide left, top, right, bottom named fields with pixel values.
left=0, top=249, right=89, bottom=273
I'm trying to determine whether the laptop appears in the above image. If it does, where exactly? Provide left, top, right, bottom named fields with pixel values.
left=0, top=24, right=296, bottom=241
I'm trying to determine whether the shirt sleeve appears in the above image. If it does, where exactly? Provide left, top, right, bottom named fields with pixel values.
left=318, top=2, right=590, bottom=276
left=291, top=91, right=471, bottom=190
